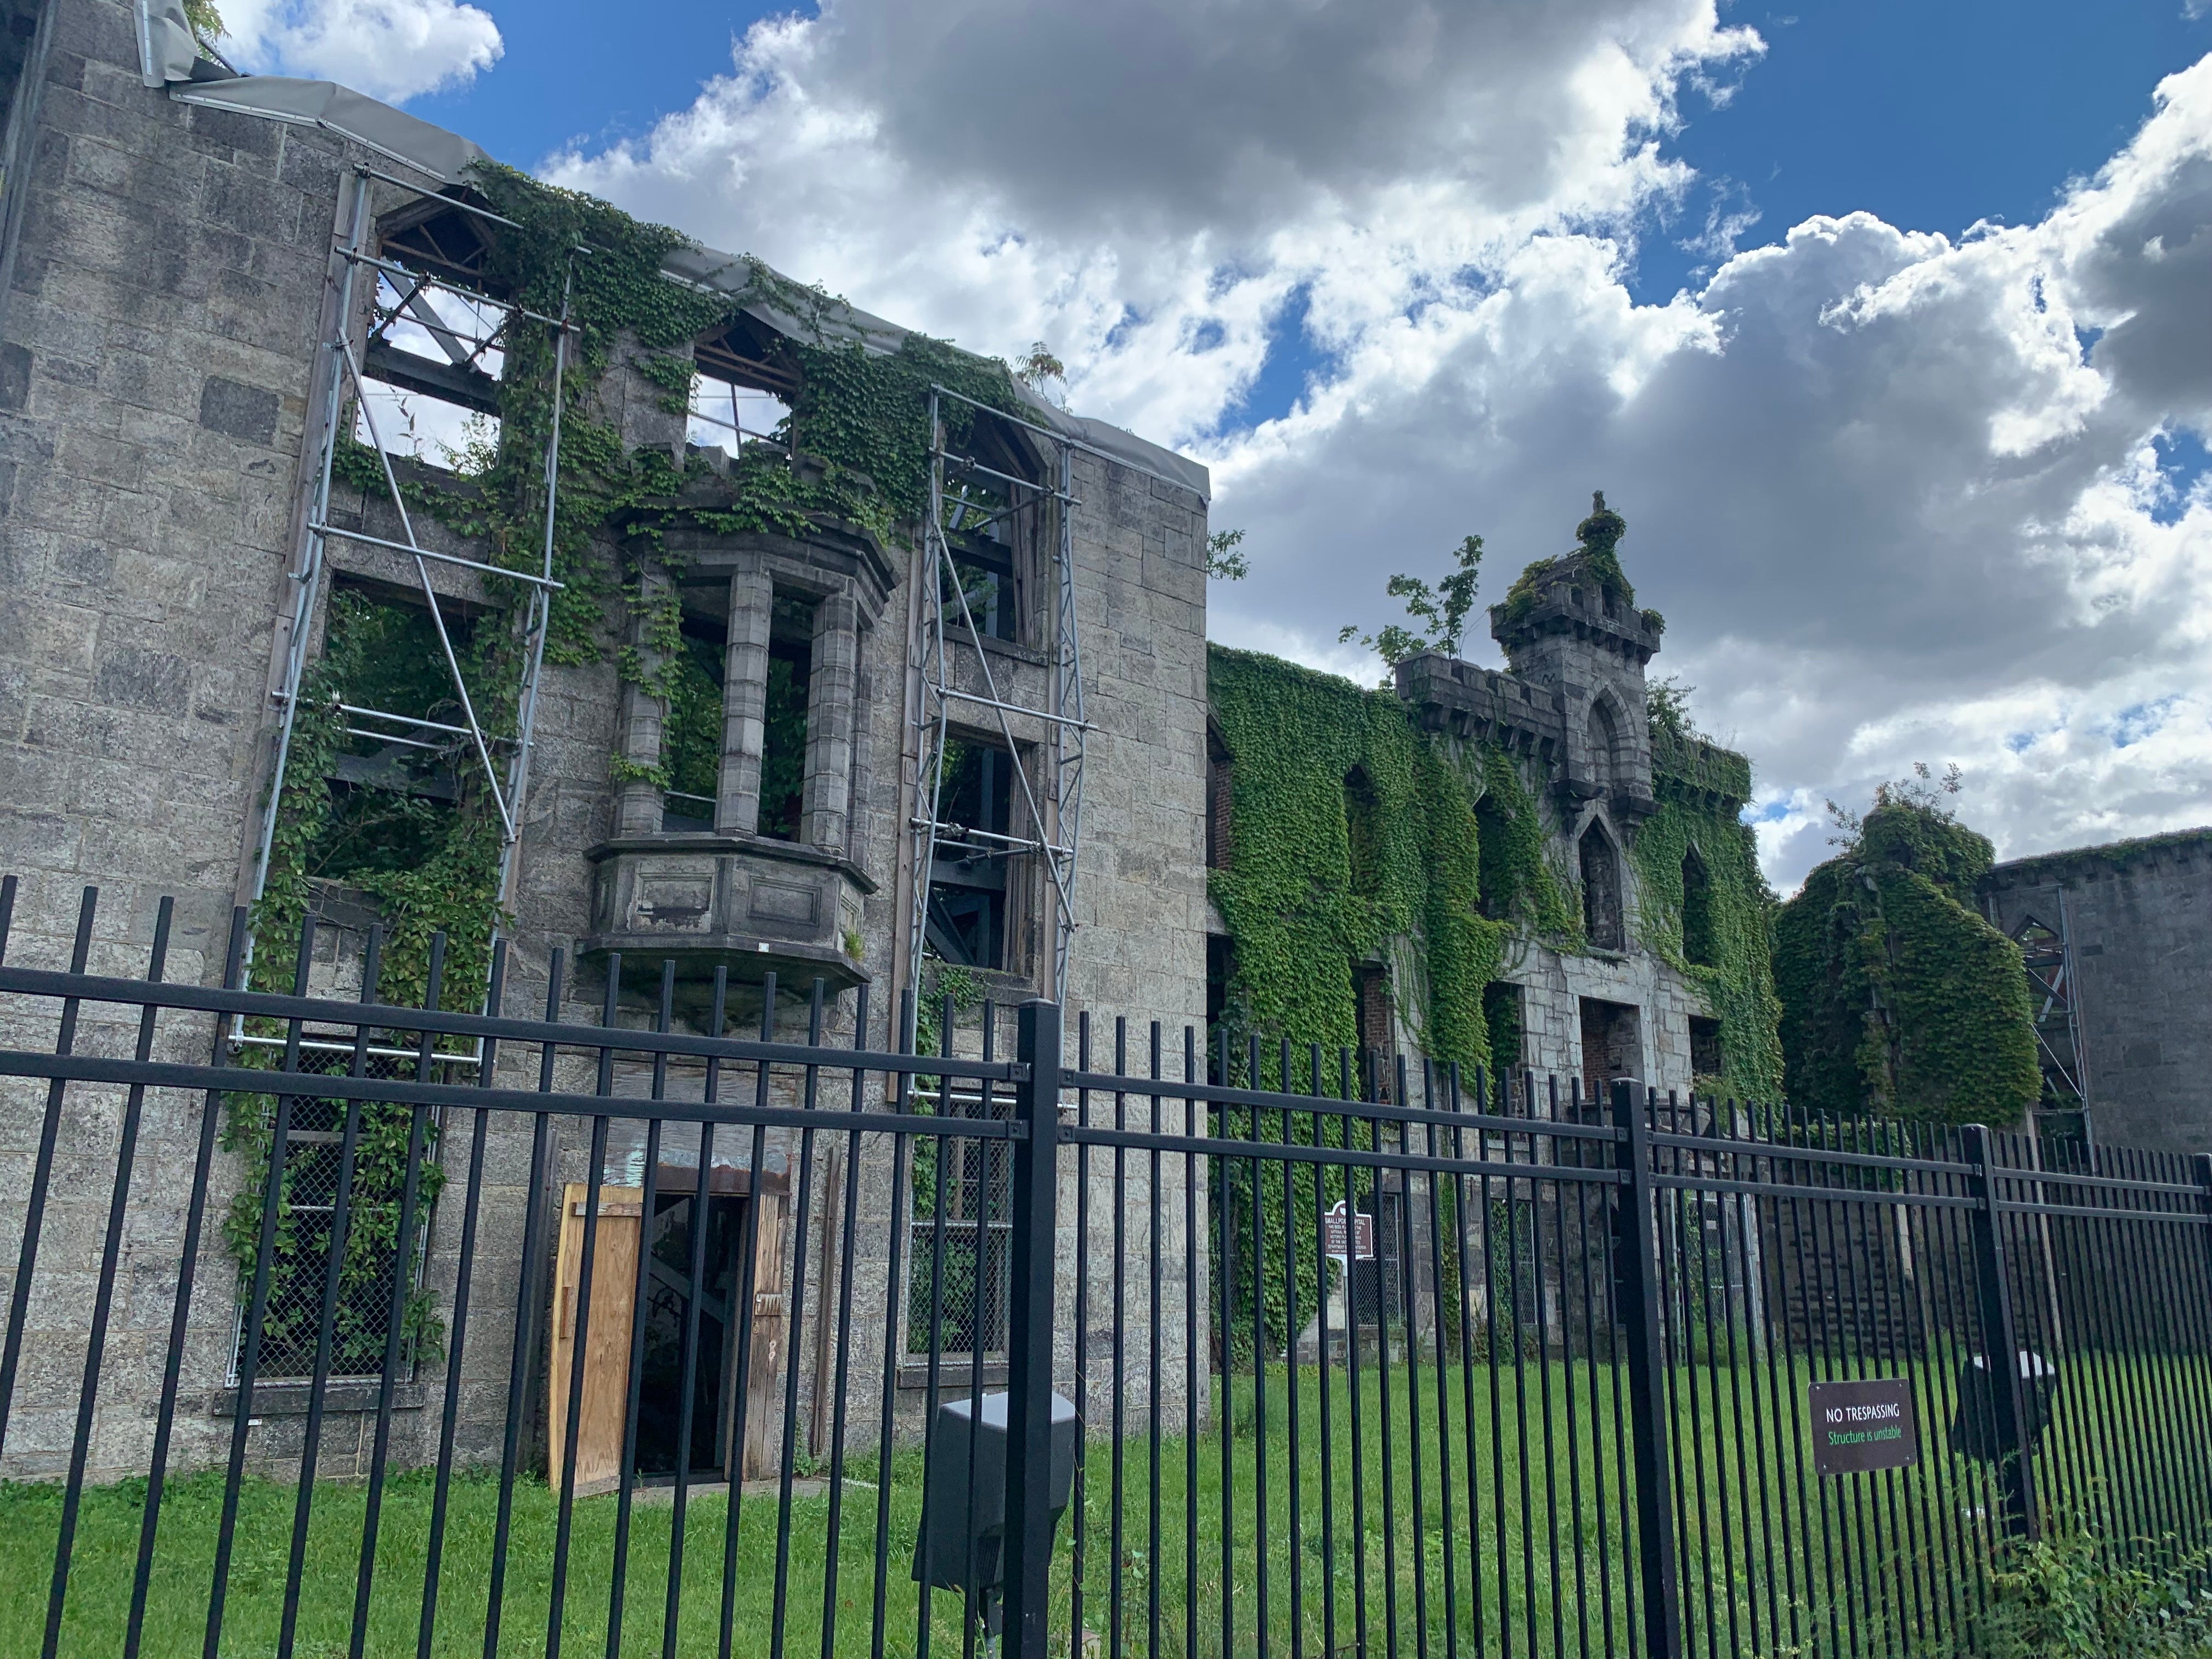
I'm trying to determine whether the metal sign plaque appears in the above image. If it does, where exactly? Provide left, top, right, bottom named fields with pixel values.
left=1810, top=1378, right=1919, bottom=1476
left=1322, top=1200, right=1376, bottom=1262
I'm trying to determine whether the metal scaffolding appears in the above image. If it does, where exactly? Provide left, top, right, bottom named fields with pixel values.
left=904, top=386, right=1088, bottom=1025
left=2007, top=891, right=2095, bottom=1146
left=242, top=165, right=574, bottom=1035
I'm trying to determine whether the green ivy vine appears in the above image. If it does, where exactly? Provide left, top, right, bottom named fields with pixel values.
left=252, top=168, right=1034, bottom=1351
left=1773, top=797, right=2039, bottom=1124
left=1207, top=645, right=1550, bottom=1356
left=1206, top=645, right=1523, bottom=1082
left=1624, top=787, right=1785, bottom=1102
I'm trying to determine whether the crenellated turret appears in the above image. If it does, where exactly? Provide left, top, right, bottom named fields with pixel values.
left=1488, top=492, right=1661, bottom=820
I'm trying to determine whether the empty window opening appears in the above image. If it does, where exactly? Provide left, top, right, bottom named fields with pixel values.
left=943, top=524, right=1020, bottom=644
left=1206, top=723, right=1234, bottom=870
left=1345, top=764, right=1381, bottom=901
left=307, top=586, right=492, bottom=885
left=925, top=738, right=1021, bottom=970
left=759, top=591, right=815, bottom=842
left=1353, top=961, right=1396, bottom=1099
left=687, top=375, right=792, bottom=461
left=354, top=262, right=507, bottom=471
left=1483, top=981, right=1526, bottom=1079
left=1689, top=1016, right=1723, bottom=1085
left=1, top=2, right=40, bottom=140
left=1579, top=997, right=1643, bottom=1105
left=1586, top=696, right=1621, bottom=792
left=660, top=619, right=727, bottom=833
left=1681, top=848, right=1716, bottom=967
left=1475, top=793, right=1513, bottom=920
left=352, top=378, right=501, bottom=472
left=1579, top=822, right=1624, bottom=951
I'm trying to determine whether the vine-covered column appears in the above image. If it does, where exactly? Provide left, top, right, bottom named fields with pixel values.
left=800, top=588, right=860, bottom=850
left=614, top=565, right=674, bottom=834
left=717, top=562, right=773, bottom=834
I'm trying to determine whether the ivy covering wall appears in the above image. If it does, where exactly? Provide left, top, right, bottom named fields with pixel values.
left=1773, top=800, right=2039, bottom=1124
left=244, top=168, right=1030, bottom=1349
left=1625, top=787, right=1785, bottom=1102
left=1206, top=646, right=1528, bottom=1082
left=1206, top=641, right=1785, bottom=1353
left=270, top=164, right=1028, bottom=1003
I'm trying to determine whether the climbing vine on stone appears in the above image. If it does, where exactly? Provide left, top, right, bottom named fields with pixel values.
left=286, top=166, right=1031, bottom=1006
left=1773, top=785, right=2038, bottom=1124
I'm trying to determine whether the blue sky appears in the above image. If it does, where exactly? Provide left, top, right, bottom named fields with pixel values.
left=407, top=0, right=2212, bottom=438
left=233, top=0, right=2212, bottom=885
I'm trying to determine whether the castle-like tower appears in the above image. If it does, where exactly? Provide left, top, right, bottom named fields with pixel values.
left=1395, top=495, right=1758, bottom=1099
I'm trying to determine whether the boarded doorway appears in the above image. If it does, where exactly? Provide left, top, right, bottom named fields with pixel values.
left=1579, top=998, right=1643, bottom=1105
left=549, top=1167, right=789, bottom=1494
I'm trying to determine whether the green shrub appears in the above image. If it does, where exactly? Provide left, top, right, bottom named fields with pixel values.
left=1978, top=1515, right=2212, bottom=1659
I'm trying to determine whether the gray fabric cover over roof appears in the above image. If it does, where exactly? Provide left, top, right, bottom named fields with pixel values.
left=134, top=3, right=1209, bottom=501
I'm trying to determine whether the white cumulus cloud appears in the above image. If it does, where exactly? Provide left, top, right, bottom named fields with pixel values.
left=217, top=0, right=503, bottom=103
left=541, top=6, right=2212, bottom=893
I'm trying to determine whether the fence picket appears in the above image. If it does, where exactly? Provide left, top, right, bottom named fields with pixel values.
left=1, top=878, right=2209, bottom=1658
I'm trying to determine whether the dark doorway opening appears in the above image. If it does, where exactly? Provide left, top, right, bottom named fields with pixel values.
left=1579, top=997, right=1642, bottom=1105
left=1579, top=823, right=1624, bottom=951
left=633, top=1187, right=748, bottom=1481
left=1689, top=1015, right=1723, bottom=1085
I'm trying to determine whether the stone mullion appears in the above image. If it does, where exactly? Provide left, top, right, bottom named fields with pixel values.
left=613, top=565, right=674, bottom=836
left=800, top=590, right=860, bottom=851
left=717, top=563, right=774, bottom=834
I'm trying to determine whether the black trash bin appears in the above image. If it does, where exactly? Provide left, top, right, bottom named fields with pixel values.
left=914, top=1390, right=1081, bottom=1633
left=1949, top=1350, right=2058, bottom=1462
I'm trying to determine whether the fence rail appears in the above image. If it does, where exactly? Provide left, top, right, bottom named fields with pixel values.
left=0, top=877, right=2207, bottom=1658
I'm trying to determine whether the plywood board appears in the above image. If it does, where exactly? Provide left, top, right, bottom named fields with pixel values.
left=548, top=1183, right=642, bottom=1493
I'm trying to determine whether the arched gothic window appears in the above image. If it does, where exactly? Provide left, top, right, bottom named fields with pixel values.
left=1580, top=822, right=1624, bottom=951
left=1586, top=695, right=1623, bottom=792
left=1681, top=847, right=1716, bottom=966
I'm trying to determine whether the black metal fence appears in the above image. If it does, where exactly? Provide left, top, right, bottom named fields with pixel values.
left=1, top=878, right=2209, bottom=1658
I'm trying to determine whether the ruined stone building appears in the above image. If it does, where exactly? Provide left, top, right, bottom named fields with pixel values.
left=0, top=0, right=1777, bottom=1482
left=1979, top=828, right=2212, bottom=1153
left=1205, top=498, right=1776, bottom=1121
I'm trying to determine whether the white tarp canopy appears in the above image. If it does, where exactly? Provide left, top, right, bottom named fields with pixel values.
left=134, top=2, right=1211, bottom=500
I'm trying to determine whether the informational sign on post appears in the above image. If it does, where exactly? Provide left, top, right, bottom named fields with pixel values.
left=1809, top=1377, right=1919, bottom=1476
left=1322, top=1200, right=1376, bottom=1266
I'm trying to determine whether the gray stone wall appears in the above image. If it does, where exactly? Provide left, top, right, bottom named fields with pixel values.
left=0, top=0, right=1221, bottom=1478
left=0, top=0, right=359, bottom=1479
left=1981, top=831, right=2212, bottom=1153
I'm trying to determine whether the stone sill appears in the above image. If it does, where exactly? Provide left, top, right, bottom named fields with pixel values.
left=586, top=831, right=879, bottom=896
left=897, top=1359, right=1008, bottom=1392
left=212, top=1381, right=425, bottom=1418
left=943, top=625, right=1052, bottom=669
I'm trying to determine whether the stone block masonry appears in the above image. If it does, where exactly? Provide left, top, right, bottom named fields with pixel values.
left=1981, top=829, right=2212, bottom=1153
left=0, top=0, right=1222, bottom=1479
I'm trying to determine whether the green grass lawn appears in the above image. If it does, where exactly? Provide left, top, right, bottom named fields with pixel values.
left=5, top=1352, right=2203, bottom=1658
